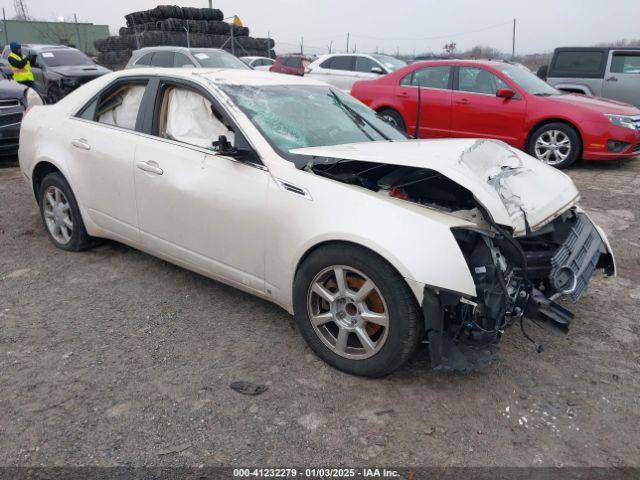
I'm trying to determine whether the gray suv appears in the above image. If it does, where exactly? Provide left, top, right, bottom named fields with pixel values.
left=125, top=47, right=251, bottom=70
left=541, top=47, right=640, bottom=107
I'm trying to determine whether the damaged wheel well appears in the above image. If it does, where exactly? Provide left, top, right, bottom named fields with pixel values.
left=525, top=118, right=583, bottom=152
left=32, top=161, right=62, bottom=201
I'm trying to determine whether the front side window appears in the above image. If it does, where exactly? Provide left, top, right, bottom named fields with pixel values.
left=219, top=84, right=406, bottom=162
left=79, top=81, right=148, bottom=131
left=157, top=85, right=234, bottom=148
left=610, top=52, right=640, bottom=74
left=458, top=67, right=507, bottom=94
left=355, top=56, right=379, bottom=73
left=401, top=66, right=451, bottom=89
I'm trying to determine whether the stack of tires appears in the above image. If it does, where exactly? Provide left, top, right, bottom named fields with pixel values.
left=95, top=5, right=276, bottom=70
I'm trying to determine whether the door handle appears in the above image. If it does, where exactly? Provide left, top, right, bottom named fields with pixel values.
left=455, top=98, right=471, bottom=105
left=71, top=138, right=91, bottom=150
left=606, top=76, right=618, bottom=82
left=396, top=92, right=408, bottom=98
left=136, top=160, right=163, bottom=175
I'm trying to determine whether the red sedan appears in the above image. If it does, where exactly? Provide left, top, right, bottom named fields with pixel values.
left=351, top=60, right=640, bottom=168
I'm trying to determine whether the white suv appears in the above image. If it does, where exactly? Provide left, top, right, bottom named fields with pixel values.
left=306, top=53, right=406, bottom=91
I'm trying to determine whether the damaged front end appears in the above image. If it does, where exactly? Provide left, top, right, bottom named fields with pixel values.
left=295, top=139, right=615, bottom=373
left=427, top=210, right=614, bottom=373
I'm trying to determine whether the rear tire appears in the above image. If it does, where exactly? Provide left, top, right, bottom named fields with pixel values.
left=528, top=122, right=581, bottom=169
left=293, top=243, right=423, bottom=377
left=377, top=109, right=406, bottom=134
left=38, top=172, right=98, bottom=251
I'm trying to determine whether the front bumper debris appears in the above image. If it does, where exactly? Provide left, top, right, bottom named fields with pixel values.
left=424, top=212, right=614, bottom=373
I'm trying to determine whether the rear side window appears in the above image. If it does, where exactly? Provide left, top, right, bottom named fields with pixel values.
left=551, top=51, right=605, bottom=78
left=400, top=66, right=451, bottom=89
left=610, top=52, right=640, bottom=74
left=150, top=51, right=175, bottom=68
left=136, top=53, right=154, bottom=66
left=78, top=80, right=148, bottom=131
left=327, top=56, right=354, bottom=71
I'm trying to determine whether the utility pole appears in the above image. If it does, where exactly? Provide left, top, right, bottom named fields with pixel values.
left=267, top=31, right=272, bottom=58
left=300, top=36, right=303, bottom=55
left=512, top=18, right=516, bottom=58
left=346, top=32, right=349, bottom=53
left=208, top=0, right=212, bottom=7
left=327, top=40, right=332, bottom=54
left=353, top=43, right=356, bottom=53
left=73, top=13, right=82, bottom=51
left=2, top=8, right=8, bottom=46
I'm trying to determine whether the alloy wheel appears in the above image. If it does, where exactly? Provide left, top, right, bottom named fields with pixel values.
left=307, top=265, right=389, bottom=360
left=534, top=129, right=572, bottom=165
left=43, top=186, right=73, bottom=244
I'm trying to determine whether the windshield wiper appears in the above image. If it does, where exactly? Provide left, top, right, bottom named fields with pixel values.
left=328, top=90, right=391, bottom=141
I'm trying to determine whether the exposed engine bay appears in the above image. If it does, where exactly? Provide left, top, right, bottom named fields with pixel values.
left=309, top=159, right=616, bottom=373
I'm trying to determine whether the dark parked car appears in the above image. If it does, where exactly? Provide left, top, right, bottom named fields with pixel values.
left=0, top=79, right=42, bottom=156
left=269, top=55, right=314, bottom=76
left=0, top=44, right=111, bottom=103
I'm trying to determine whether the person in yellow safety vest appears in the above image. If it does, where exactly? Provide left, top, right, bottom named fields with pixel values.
left=8, top=42, right=35, bottom=89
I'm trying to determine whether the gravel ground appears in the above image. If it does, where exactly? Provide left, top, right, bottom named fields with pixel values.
left=1, top=157, right=639, bottom=467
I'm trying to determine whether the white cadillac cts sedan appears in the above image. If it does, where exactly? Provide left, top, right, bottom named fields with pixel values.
left=19, top=68, right=615, bottom=377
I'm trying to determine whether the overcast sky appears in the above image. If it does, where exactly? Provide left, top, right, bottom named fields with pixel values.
left=5, top=0, right=640, bottom=55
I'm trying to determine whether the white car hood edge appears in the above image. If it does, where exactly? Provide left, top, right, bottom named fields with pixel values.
left=291, top=138, right=580, bottom=236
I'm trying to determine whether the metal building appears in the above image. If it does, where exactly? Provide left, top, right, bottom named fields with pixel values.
left=0, top=19, right=109, bottom=55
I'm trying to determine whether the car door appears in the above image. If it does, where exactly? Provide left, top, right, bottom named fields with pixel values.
left=321, top=56, right=356, bottom=91
left=395, top=65, right=453, bottom=138
left=66, top=77, right=150, bottom=243
left=603, top=50, right=640, bottom=107
left=449, top=66, right=526, bottom=145
left=353, top=56, right=385, bottom=84
left=133, top=78, right=269, bottom=293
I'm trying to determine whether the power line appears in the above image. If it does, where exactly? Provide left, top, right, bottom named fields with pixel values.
left=349, top=20, right=513, bottom=42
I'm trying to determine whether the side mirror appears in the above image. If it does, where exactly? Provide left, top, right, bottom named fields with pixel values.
left=212, top=135, right=236, bottom=154
left=496, top=88, right=515, bottom=99
left=371, top=66, right=384, bottom=74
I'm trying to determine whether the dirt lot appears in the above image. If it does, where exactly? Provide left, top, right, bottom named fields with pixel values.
left=1, top=157, right=639, bottom=467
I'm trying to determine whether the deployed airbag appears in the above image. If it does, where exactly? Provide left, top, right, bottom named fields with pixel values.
left=165, top=88, right=234, bottom=148
left=98, top=85, right=145, bottom=130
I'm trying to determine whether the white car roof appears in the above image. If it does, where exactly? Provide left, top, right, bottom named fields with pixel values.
left=112, top=67, right=330, bottom=87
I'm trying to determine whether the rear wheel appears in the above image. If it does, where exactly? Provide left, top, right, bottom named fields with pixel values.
left=293, top=244, right=422, bottom=377
left=528, top=122, right=581, bottom=169
left=377, top=109, right=406, bottom=133
left=38, top=172, right=97, bottom=251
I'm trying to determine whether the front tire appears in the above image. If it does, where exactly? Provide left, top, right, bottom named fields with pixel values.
left=38, top=172, right=96, bottom=251
left=528, top=122, right=581, bottom=169
left=293, top=244, right=423, bottom=377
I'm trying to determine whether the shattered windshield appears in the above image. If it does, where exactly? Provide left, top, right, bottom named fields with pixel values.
left=218, top=84, right=407, bottom=162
